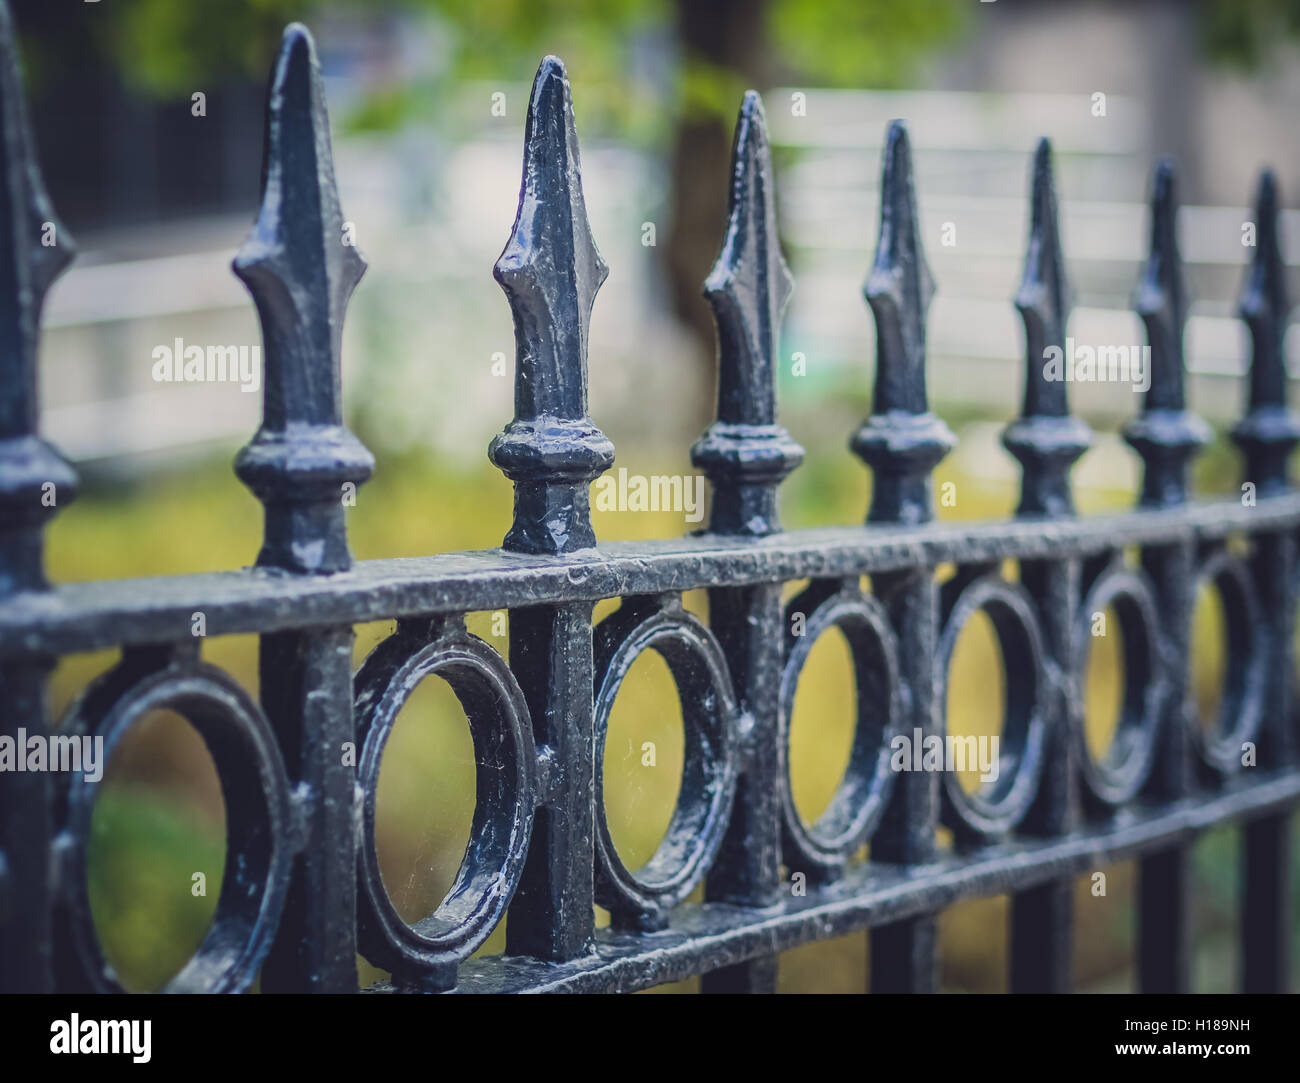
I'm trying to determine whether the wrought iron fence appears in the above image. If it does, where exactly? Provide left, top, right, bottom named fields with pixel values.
left=0, top=12, right=1296, bottom=995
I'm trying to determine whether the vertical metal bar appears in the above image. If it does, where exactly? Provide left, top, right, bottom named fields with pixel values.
left=1123, top=159, right=1205, bottom=995
left=490, top=56, right=610, bottom=962
left=1132, top=538, right=1197, bottom=996
left=0, top=1, right=78, bottom=993
left=701, top=583, right=785, bottom=994
left=1139, top=843, right=1193, bottom=992
left=1010, top=558, right=1080, bottom=992
left=1134, top=540, right=1197, bottom=995
left=705, top=952, right=779, bottom=994
left=1004, top=140, right=1087, bottom=993
left=506, top=602, right=597, bottom=960
left=259, top=627, right=359, bottom=992
left=1011, top=880, right=1074, bottom=992
left=870, top=566, right=941, bottom=993
left=852, top=122, right=952, bottom=993
left=1233, top=169, right=1298, bottom=994
left=1242, top=812, right=1290, bottom=992
left=1240, top=526, right=1294, bottom=993
left=692, top=92, right=800, bottom=995
left=0, top=663, right=55, bottom=992
left=233, top=25, right=373, bottom=990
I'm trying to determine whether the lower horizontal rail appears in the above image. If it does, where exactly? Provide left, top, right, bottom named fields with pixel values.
left=363, top=770, right=1300, bottom=993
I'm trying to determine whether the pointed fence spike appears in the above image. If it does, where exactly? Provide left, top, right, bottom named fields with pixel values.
left=233, top=23, right=374, bottom=575
left=1122, top=157, right=1210, bottom=508
left=1002, top=138, right=1092, bottom=518
left=850, top=120, right=954, bottom=525
left=1231, top=168, right=1299, bottom=495
left=488, top=55, right=613, bottom=555
left=691, top=91, right=803, bottom=536
left=0, top=0, right=77, bottom=597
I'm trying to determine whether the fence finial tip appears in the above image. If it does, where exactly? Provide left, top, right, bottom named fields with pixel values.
left=1231, top=166, right=1299, bottom=492
left=492, top=54, right=607, bottom=417
left=1123, top=156, right=1209, bottom=507
left=489, top=55, right=613, bottom=554
left=233, top=20, right=372, bottom=573
left=692, top=89, right=803, bottom=536
left=0, top=0, right=79, bottom=596
left=0, top=0, right=77, bottom=395
left=852, top=120, right=953, bottom=525
left=1004, top=138, right=1091, bottom=518
left=862, top=118, right=935, bottom=416
left=1014, top=136, right=1072, bottom=394
left=702, top=88, right=793, bottom=350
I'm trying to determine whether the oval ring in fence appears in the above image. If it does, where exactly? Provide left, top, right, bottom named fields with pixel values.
left=778, top=585, right=901, bottom=875
left=60, top=656, right=292, bottom=994
left=593, top=598, right=738, bottom=929
left=936, top=574, right=1048, bottom=839
left=353, top=621, right=536, bottom=986
left=1073, top=564, right=1166, bottom=806
left=1192, top=551, right=1265, bottom=774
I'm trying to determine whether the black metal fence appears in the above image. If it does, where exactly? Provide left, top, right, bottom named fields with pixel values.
left=1, top=13, right=1296, bottom=995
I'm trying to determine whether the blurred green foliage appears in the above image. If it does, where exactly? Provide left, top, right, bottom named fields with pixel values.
left=98, top=0, right=1300, bottom=133
left=1199, top=0, right=1300, bottom=69
left=101, top=0, right=968, bottom=139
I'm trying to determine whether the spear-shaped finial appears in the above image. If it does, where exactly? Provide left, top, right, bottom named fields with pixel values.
left=1122, top=158, right=1210, bottom=508
left=489, top=55, right=614, bottom=555
left=0, top=0, right=77, bottom=597
left=1231, top=168, right=1299, bottom=495
left=1002, top=138, right=1092, bottom=518
left=233, top=23, right=374, bottom=574
left=850, top=121, right=954, bottom=525
left=691, top=91, right=803, bottom=536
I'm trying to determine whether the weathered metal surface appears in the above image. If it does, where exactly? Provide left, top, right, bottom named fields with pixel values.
left=0, top=6, right=1296, bottom=995
left=4, top=497, right=1300, bottom=659
left=1123, top=159, right=1211, bottom=510
left=433, top=770, right=1300, bottom=993
left=851, top=120, right=955, bottom=526
left=353, top=617, right=536, bottom=989
left=489, top=56, right=613, bottom=556
left=233, top=24, right=373, bottom=576
left=1233, top=169, right=1300, bottom=496
left=1002, top=138, right=1092, bottom=519
left=0, top=0, right=73, bottom=994
left=691, top=92, right=803, bottom=538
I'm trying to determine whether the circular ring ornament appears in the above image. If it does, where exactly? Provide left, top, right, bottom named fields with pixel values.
left=936, top=574, right=1048, bottom=839
left=1073, top=564, right=1167, bottom=806
left=353, top=622, right=536, bottom=986
left=1192, top=551, right=1265, bottom=774
left=778, top=585, right=901, bottom=876
left=61, top=657, right=292, bottom=993
left=592, top=599, right=738, bottom=930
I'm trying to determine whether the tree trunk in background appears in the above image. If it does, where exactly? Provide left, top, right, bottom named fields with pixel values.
left=667, top=0, right=769, bottom=430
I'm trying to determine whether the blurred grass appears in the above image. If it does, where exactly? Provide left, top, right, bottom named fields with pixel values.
left=46, top=405, right=1287, bottom=992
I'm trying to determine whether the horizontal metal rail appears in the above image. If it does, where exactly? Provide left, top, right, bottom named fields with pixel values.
left=1, top=495, right=1296, bottom=659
